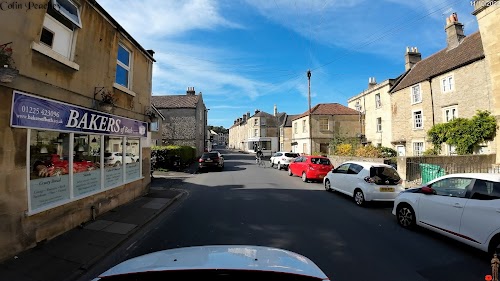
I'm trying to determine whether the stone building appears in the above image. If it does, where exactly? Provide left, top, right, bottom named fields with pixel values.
left=389, top=14, right=494, bottom=156
left=291, top=103, right=361, bottom=154
left=347, top=78, right=397, bottom=148
left=473, top=1, right=500, bottom=163
left=151, top=87, right=207, bottom=156
left=0, top=0, right=155, bottom=261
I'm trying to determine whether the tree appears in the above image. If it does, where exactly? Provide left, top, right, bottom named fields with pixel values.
left=427, top=110, right=497, bottom=155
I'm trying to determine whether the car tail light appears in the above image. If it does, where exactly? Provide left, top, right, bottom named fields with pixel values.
left=198, top=158, right=204, bottom=163
left=364, top=176, right=375, bottom=183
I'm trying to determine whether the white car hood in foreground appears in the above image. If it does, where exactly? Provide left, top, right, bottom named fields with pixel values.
left=96, top=245, right=328, bottom=280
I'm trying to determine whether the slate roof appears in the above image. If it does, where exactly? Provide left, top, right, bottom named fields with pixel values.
left=151, top=95, right=200, bottom=109
left=284, top=114, right=299, bottom=127
left=390, top=31, right=484, bottom=93
left=292, top=103, right=359, bottom=121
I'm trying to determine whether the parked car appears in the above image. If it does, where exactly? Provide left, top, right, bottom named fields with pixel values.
left=270, top=152, right=299, bottom=170
left=104, top=152, right=139, bottom=166
left=393, top=173, right=500, bottom=254
left=323, top=161, right=404, bottom=206
left=288, top=155, right=333, bottom=182
left=198, top=151, right=224, bottom=171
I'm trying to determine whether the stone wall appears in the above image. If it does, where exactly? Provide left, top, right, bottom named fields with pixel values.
left=396, top=154, right=496, bottom=187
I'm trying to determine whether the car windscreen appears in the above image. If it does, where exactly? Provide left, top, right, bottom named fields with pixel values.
left=370, top=166, right=401, bottom=185
left=310, top=158, right=330, bottom=165
left=202, top=153, right=219, bottom=158
left=285, top=153, right=299, bottom=158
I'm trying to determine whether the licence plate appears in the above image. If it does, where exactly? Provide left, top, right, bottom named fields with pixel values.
left=380, top=187, right=395, bottom=192
left=205, top=159, right=212, bottom=162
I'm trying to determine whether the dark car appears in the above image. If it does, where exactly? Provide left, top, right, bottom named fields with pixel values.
left=198, top=151, right=224, bottom=171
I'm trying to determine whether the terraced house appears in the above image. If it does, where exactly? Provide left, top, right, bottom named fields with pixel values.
left=389, top=13, right=495, bottom=156
left=0, top=0, right=155, bottom=260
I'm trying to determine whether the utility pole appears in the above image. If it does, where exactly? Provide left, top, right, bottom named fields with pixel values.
left=307, top=70, right=312, bottom=155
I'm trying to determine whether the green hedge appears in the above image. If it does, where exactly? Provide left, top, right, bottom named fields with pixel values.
left=151, top=145, right=196, bottom=168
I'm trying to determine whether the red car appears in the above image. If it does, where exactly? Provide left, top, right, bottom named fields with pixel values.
left=288, top=155, right=333, bottom=182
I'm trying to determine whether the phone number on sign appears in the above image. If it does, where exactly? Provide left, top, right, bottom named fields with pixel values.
left=21, top=106, right=60, bottom=118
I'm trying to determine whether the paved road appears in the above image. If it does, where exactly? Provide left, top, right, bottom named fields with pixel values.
left=91, top=148, right=491, bottom=281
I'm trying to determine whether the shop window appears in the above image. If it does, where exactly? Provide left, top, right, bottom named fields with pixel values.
left=126, top=138, right=141, bottom=181
left=73, top=134, right=101, bottom=197
left=104, top=136, right=124, bottom=188
left=29, top=130, right=71, bottom=210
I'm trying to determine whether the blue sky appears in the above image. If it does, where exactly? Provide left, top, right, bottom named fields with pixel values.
left=98, top=0, right=479, bottom=129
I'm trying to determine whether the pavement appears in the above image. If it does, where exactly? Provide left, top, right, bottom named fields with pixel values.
left=0, top=163, right=198, bottom=281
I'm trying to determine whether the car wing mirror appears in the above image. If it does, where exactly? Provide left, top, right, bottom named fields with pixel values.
left=421, top=186, right=435, bottom=195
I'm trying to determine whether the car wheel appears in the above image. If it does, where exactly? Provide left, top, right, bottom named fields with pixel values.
left=353, top=189, right=365, bottom=206
left=270, top=161, right=274, bottom=168
left=277, top=163, right=282, bottom=170
left=302, top=172, right=308, bottom=182
left=136, top=159, right=140, bottom=162
left=288, top=169, right=293, bottom=176
left=324, top=179, right=331, bottom=191
left=489, top=236, right=500, bottom=256
left=396, top=204, right=416, bottom=228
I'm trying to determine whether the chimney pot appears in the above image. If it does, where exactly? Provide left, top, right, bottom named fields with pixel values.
left=405, top=46, right=421, bottom=71
left=186, top=87, right=196, bottom=95
left=445, top=13, right=465, bottom=50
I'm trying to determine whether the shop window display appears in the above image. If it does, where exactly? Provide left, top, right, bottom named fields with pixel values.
left=125, top=138, right=140, bottom=180
left=73, top=134, right=101, bottom=197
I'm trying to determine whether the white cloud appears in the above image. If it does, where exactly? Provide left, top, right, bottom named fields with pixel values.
left=97, top=0, right=241, bottom=40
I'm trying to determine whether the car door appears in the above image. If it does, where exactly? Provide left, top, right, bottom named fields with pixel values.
left=460, top=179, right=500, bottom=246
left=289, top=157, right=301, bottom=175
left=344, top=163, right=364, bottom=195
left=329, top=163, right=350, bottom=193
left=418, top=177, right=473, bottom=235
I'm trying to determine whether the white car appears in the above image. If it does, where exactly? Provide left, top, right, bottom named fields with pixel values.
left=270, top=152, right=300, bottom=170
left=323, top=161, right=405, bottom=206
left=104, top=152, right=139, bottom=166
left=393, top=173, right=500, bottom=254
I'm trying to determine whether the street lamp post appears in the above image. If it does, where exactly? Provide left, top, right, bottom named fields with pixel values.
left=307, top=70, right=312, bottom=155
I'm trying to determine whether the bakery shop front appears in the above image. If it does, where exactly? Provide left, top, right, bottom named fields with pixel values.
left=11, top=90, right=147, bottom=215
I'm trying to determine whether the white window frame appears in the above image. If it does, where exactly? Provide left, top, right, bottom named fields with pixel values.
left=319, top=118, right=329, bottom=131
left=441, top=74, right=454, bottom=93
left=448, top=144, right=457, bottom=155
left=254, top=118, right=258, bottom=126
left=302, top=120, right=307, bottom=133
left=443, top=105, right=458, bottom=122
left=294, top=122, right=297, bottom=134
left=254, top=129, right=258, bottom=137
left=375, top=93, right=381, bottom=108
left=115, top=43, right=132, bottom=89
left=376, top=117, right=382, bottom=132
left=413, top=110, right=423, bottom=130
left=51, top=0, right=82, bottom=28
left=411, top=84, right=422, bottom=104
left=413, top=142, right=424, bottom=156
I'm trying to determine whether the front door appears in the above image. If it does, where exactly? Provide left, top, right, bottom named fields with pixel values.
left=396, top=145, right=405, bottom=156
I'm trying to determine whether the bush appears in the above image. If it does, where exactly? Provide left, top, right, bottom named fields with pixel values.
left=152, top=145, right=196, bottom=168
left=335, top=143, right=353, bottom=156
left=379, top=147, right=397, bottom=157
left=355, top=145, right=381, bottom=158
left=423, top=147, right=438, bottom=156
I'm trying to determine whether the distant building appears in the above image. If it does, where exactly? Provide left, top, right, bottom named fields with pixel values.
left=152, top=87, right=207, bottom=156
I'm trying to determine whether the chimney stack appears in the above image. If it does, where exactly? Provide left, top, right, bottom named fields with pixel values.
left=445, top=13, right=465, bottom=50
left=146, top=49, right=155, bottom=57
left=273, top=104, right=278, bottom=116
left=405, top=46, right=421, bottom=71
left=186, top=87, right=196, bottom=95
left=234, top=120, right=237, bottom=124
left=247, top=112, right=250, bottom=119
left=255, top=109, right=260, bottom=114
left=243, top=114, right=247, bottom=122
left=368, top=77, right=377, bottom=89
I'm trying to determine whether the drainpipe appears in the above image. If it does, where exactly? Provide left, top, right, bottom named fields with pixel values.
left=428, top=78, right=435, bottom=126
